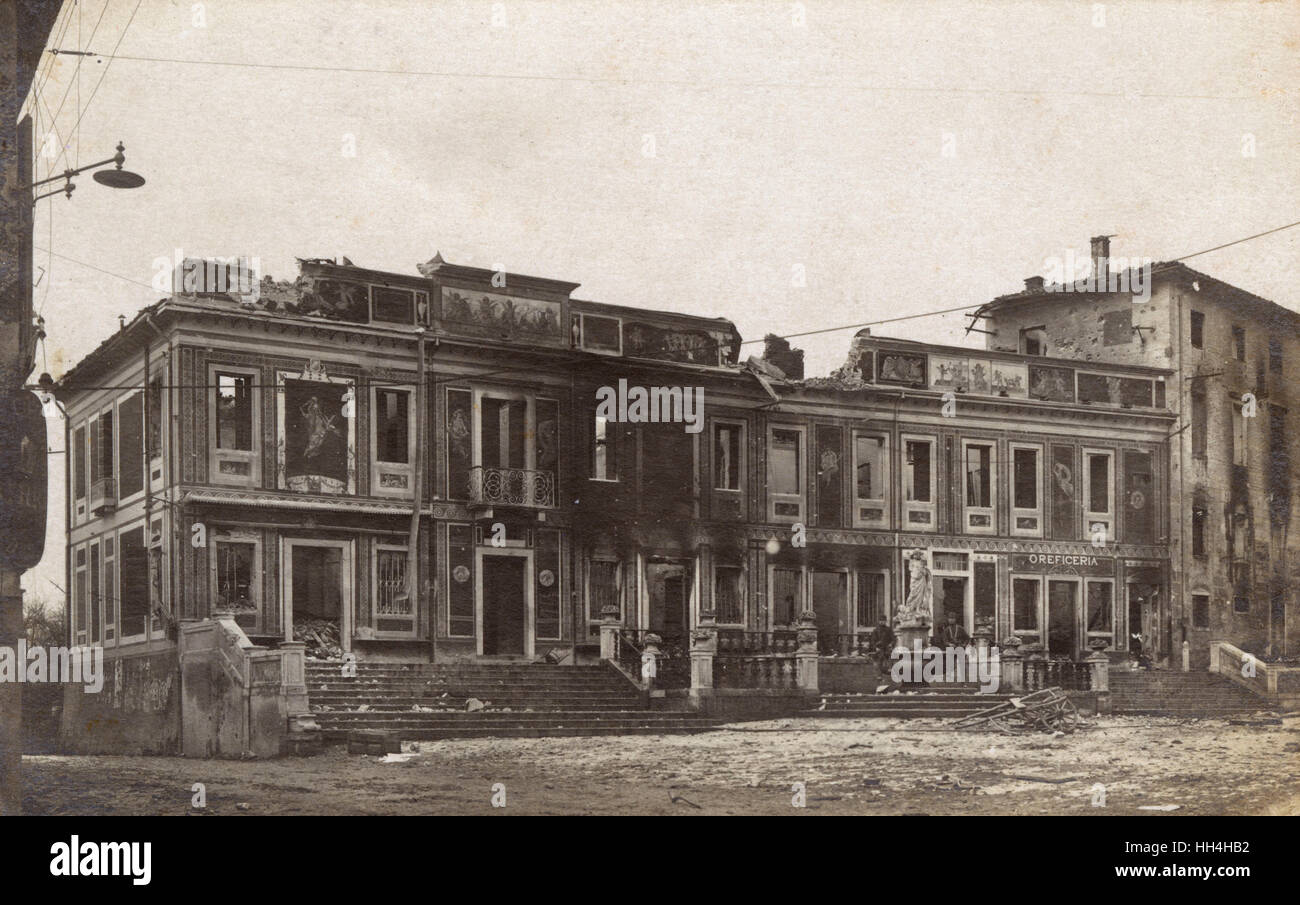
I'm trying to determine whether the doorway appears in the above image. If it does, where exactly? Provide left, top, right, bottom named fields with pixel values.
left=1047, top=579, right=1079, bottom=657
left=283, top=538, right=352, bottom=650
left=479, top=552, right=530, bottom=656
left=646, top=561, right=689, bottom=647
left=812, top=571, right=846, bottom=654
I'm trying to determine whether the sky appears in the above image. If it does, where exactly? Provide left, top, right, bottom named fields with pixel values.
left=19, top=0, right=1300, bottom=601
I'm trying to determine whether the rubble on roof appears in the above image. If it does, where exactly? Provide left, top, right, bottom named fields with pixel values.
left=802, top=328, right=874, bottom=390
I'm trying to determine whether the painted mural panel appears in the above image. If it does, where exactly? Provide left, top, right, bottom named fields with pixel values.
left=282, top=377, right=353, bottom=494
left=446, top=388, right=472, bottom=499
left=929, top=356, right=969, bottom=391
left=1077, top=372, right=1154, bottom=408
left=1050, top=444, right=1077, bottom=539
left=990, top=361, right=1028, bottom=397
left=1029, top=365, right=1075, bottom=403
left=876, top=352, right=926, bottom=386
left=440, top=288, right=564, bottom=344
left=815, top=425, right=843, bottom=528
left=623, top=321, right=720, bottom=365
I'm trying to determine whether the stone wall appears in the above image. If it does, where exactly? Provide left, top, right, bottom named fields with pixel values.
left=59, top=648, right=180, bottom=755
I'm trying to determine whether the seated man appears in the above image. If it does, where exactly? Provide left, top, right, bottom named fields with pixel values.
left=935, top=613, right=970, bottom=647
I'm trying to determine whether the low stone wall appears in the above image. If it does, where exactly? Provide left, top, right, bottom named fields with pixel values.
left=819, top=657, right=887, bottom=693
left=59, top=648, right=181, bottom=755
left=702, top=688, right=818, bottom=722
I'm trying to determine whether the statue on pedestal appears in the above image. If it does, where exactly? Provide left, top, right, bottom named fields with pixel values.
left=895, top=550, right=933, bottom=629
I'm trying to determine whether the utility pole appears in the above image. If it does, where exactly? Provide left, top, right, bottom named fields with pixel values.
left=1, top=0, right=66, bottom=816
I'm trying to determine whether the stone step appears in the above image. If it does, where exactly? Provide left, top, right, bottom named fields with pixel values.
left=335, top=725, right=717, bottom=740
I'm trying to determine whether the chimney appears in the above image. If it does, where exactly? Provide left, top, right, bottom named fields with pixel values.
left=763, top=333, right=804, bottom=381
left=1024, top=275, right=1044, bottom=292
left=1090, top=235, right=1110, bottom=281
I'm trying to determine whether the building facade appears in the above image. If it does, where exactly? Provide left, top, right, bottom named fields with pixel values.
left=57, top=253, right=1175, bottom=696
left=976, top=236, right=1300, bottom=665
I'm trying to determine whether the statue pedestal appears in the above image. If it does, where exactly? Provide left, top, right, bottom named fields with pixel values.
left=891, top=622, right=932, bottom=686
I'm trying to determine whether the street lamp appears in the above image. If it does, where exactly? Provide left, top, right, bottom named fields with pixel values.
left=30, top=141, right=145, bottom=204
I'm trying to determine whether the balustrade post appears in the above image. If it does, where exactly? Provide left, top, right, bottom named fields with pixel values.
left=641, top=633, right=662, bottom=694
left=1000, top=636, right=1024, bottom=693
left=1023, top=642, right=1046, bottom=691
left=1084, top=643, right=1110, bottom=692
left=599, top=605, right=621, bottom=662
left=690, top=610, right=718, bottom=700
left=795, top=610, right=820, bottom=693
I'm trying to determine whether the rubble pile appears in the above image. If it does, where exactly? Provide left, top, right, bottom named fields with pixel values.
left=294, top=618, right=343, bottom=659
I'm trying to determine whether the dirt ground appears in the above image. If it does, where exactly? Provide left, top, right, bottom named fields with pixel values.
left=22, top=714, right=1300, bottom=816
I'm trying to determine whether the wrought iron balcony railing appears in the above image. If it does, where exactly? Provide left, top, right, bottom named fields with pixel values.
left=467, top=465, right=556, bottom=509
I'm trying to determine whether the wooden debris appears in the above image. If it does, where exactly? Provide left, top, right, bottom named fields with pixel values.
left=952, top=687, right=1085, bottom=734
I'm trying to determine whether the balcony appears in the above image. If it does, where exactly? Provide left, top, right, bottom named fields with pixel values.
left=467, top=465, right=556, bottom=510
left=89, top=477, right=117, bottom=514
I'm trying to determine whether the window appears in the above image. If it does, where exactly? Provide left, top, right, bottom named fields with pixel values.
left=211, top=367, right=260, bottom=486
left=855, top=571, right=886, bottom=628
left=1190, top=310, right=1204, bottom=349
left=1012, top=578, right=1040, bottom=638
left=213, top=539, right=257, bottom=614
left=1233, top=595, right=1250, bottom=614
left=588, top=560, right=621, bottom=632
left=768, top=427, right=804, bottom=522
left=73, top=547, right=87, bottom=644
left=974, top=561, right=996, bottom=628
left=1020, top=327, right=1047, bottom=356
left=1192, top=594, right=1210, bottom=629
left=90, top=410, right=114, bottom=489
left=1084, top=449, right=1113, bottom=540
left=73, top=425, right=86, bottom=501
left=148, top=374, right=164, bottom=460
left=1192, top=506, right=1207, bottom=557
left=119, top=526, right=149, bottom=640
left=592, top=414, right=618, bottom=481
left=963, top=441, right=994, bottom=533
left=1232, top=401, right=1247, bottom=466
left=902, top=436, right=935, bottom=529
left=1086, top=580, right=1113, bottom=639
left=373, top=545, right=412, bottom=635
left=370, top=287, right=415, bottom=324
left=852, top=433, right=889, bottom=528
left=89, top=542, right=101, bottom=644
left=713, top=422, right=741, bottom=491
left=215, top=372, right=253, bottom=450
left=1191, top=381, right=1207, bottom=458
left=1269, top=336, right=1283, bottom=373
left=714, top=566, right=743, bottom=625
left=1011, top=445, right=1041, bottom=536
left=1232, top=326, right=1246, bottom=361
left=536, top=529, right=561, bottom=640
left=771, top=567, right=803, bottom=626
left=118, top=393, right=144, bottom=499
left=373, top=388, right=410, bottom=465
left=100, top=537, right=115, bottom=642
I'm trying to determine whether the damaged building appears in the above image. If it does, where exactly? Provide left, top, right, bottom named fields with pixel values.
left=973, top=236, right=1299, bottom=666
left=53, top=250, right=1187, bottom=753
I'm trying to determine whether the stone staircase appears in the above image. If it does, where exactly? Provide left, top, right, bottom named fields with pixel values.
left=803, top=683, right=1016, bottom=718
left=306, top=660, right=717, bottom=741
left=1108, top=669, right=1273, bottom=716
